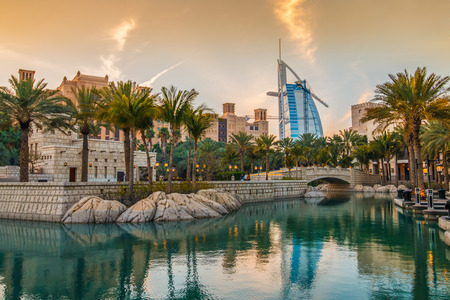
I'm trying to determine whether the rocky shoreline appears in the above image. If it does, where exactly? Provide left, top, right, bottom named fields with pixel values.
left=62, top=189, right=243, bottom=224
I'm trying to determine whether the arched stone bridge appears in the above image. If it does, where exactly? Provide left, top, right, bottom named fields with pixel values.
left=252, top=167, right=380, bottom=188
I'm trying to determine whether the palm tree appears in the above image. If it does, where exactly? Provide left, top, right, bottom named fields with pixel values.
left=70, top=86, right=102, bottom=182
left=352, top=145, right=372, bottom=172
left=184, top=108, right=214, bottom=191
left=421, top=120, right=450, bottom=188
left=229, top=132, right=254, bottom=172
left=370, top=132, right=399, bottom=184
left=256, top=134, right=277, bottom=180
left=339, top=128, right=364, bottom=156
left=158, top=127, right=170, bottom=162
left=362, top=67, right=450, bottom=189
left=159, top=86, right=198, bottom=193
left=98, top=81, right=153, bottom=195
left=327, top=135, right=344, bottom=167
left=0, top=76, right=73, bottom=181
left=135, top=89, right=159, bottom=186
left=278, top=137, right=293, bottom=177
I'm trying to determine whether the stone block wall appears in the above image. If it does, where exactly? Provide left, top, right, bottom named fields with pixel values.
left=211, top=180, right=308, bottom=204
left=0, top=181, right=308, bottom=222
left=0, top=182, right=126, bottom=222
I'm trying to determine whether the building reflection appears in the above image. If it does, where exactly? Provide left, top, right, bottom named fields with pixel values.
left=0, top=193, right=448, bottom=299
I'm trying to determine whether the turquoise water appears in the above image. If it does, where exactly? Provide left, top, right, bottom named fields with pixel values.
left=0, top=192, right=449, bottom=299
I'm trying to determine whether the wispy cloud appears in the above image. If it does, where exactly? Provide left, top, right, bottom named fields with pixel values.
left=140, top=61, right=184, bottom=87
left=84, top=19, right=137, bottom=81
left=274, top=0, right=316, bottom=64
left=112, top=19, right=136, bottom=51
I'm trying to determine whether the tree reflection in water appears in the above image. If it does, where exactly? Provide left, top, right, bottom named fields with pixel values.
left=0, top=193, right=448, bottom=299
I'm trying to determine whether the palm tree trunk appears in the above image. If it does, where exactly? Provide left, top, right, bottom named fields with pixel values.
left=192, top=141, right=198, bottom=192
left=167, top=133, right=175, bottom=194
left=187, top=140, right=192, bottom=183
left=240, top=151, right=244, bottom=172
left=265, top=152, right=269, bottom=180
left=380, top=159, right=385, bottom=184
left=443, top=151, right=449, bottom=190
left=129, top=129, right=135, bottom=196
left=250, top=160, right=254, bottom=174
left=19, top=124, right=29, bottom=182
left=413, top=126, right=424, bottom=189
left=141, top=130, right=152, bottom=187
left=408, top=140, right=416, bottom=190
left=395, top=152, right=399, bottom=186
left=123, top=128, right=131, bottom=182
left=81, top=132, right=89, bottom=182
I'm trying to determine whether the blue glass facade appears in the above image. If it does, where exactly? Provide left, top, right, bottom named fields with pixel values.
left=281, top=82, right=323, bottom=138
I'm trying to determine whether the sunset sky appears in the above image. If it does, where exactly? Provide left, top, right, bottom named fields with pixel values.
left=1, top=0, right=449, bottom=136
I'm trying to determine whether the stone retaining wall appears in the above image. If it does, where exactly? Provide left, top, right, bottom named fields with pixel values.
left=0, top=182, right=126, bottom=222
left=0, top=180, right=308, bottom=222
left=212, top=180, right=307, bottom=203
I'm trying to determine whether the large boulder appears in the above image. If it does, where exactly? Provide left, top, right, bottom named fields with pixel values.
left=386, top=185, right=397, bottom=193
left=354, top=184, right=364, bottom=192
left=192, top=194, right=229, bottom=215
left=197, top=189, right=242, bottom=212
left=375, top=185, right=390, bottom=193
left=153, top=199, right=194, bottom=222
left=363, top=186, right=375, bottom=193
left=166, top=193, right=221, bottom=219
left=316, top=184, right=329, bottom=191
left=398, top=185, right=408, bottom=191
left=62, top=196, right=126, bottom=224
left=305, top=191, right=325, bottom=198
left=116, top=198, right=157, bottom=223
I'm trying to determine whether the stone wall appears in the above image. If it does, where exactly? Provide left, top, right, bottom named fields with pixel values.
left=0, top=182, right=126, bottom=222
left=212, top=180, right=307, bottom=203
left=0, top=180, right=308, bottom=222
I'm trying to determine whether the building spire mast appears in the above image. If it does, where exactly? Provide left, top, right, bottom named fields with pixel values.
left=279, top=38, right=281, bottom=62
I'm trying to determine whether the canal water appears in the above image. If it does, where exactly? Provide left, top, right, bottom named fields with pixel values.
left=0, top=192, right=448, bottom=299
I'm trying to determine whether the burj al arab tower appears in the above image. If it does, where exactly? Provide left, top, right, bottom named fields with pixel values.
left=267, top=40, right=328, bottom=139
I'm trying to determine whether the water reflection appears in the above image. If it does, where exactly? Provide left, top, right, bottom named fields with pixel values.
left=0, top=193, right=448, bottom=299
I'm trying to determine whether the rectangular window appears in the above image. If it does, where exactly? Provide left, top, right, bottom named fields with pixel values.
left=104, top=167, right=107, bottom=178
left=105, top=128, right=110, bottom=135
left=94, top=166, right=98, bottom=178
left=114, top=167, right=117, bottom=178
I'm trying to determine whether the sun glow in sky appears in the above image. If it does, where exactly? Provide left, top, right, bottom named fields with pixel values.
left=1, top=0, right=449, bottom=136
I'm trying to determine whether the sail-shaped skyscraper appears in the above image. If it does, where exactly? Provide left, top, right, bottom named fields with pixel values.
left=267, top=41, right=328, bottom=139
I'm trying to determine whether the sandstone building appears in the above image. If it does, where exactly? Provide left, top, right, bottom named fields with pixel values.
left=24, top=69, right=155, bottom=183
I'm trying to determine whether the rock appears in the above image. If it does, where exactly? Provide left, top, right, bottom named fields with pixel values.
left=398, top=185, right=408, bottom=191
left=116, top=198, right=157, bottom=223
left=305, top=191, right=325, bottom=198
left=197, top=189, right=242, bottom=212
left=375, top=186, right=390, bottom=193
left=306, top=186, right=318, bottom=192
left=62, top=196, right=126, bottom=224
left=363, top=186, right=375, bottom=193
left=354, top=184, right=364, bottom=192
left=316, top=184, right=329, bottom=191
left=192, top=194, right=229, bottom=215
left=386, top=185, right=397, bottom=193
left=153, top=199, right=194, bottom=222
left=166, top=193, right=221, bottom=219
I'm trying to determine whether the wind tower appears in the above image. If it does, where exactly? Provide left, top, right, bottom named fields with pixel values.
left=267, top=40, right=328, bottom=138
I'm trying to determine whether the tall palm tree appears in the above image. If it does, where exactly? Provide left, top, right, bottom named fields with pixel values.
left=256, top=134, right=277, bottom=180
left=158, top=127, right=170, bottom=162
left=0, top=76, right=73, bottom=181
left=230, top=132, right=254, bottom=172
left=70, top=86, right=102, bottom=182
left=184, top=108, right=214, bottom=191
left=159, top=86, right=198, bottom=193
left=421, top=120, right=450, bottom=188
left=98, top=81, right=153, bottom=195
left=362, top=67, right=450, bottom=189
left=135, top=89, right=159, bottom=186
left=278, top=137, right=293, bottom=177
